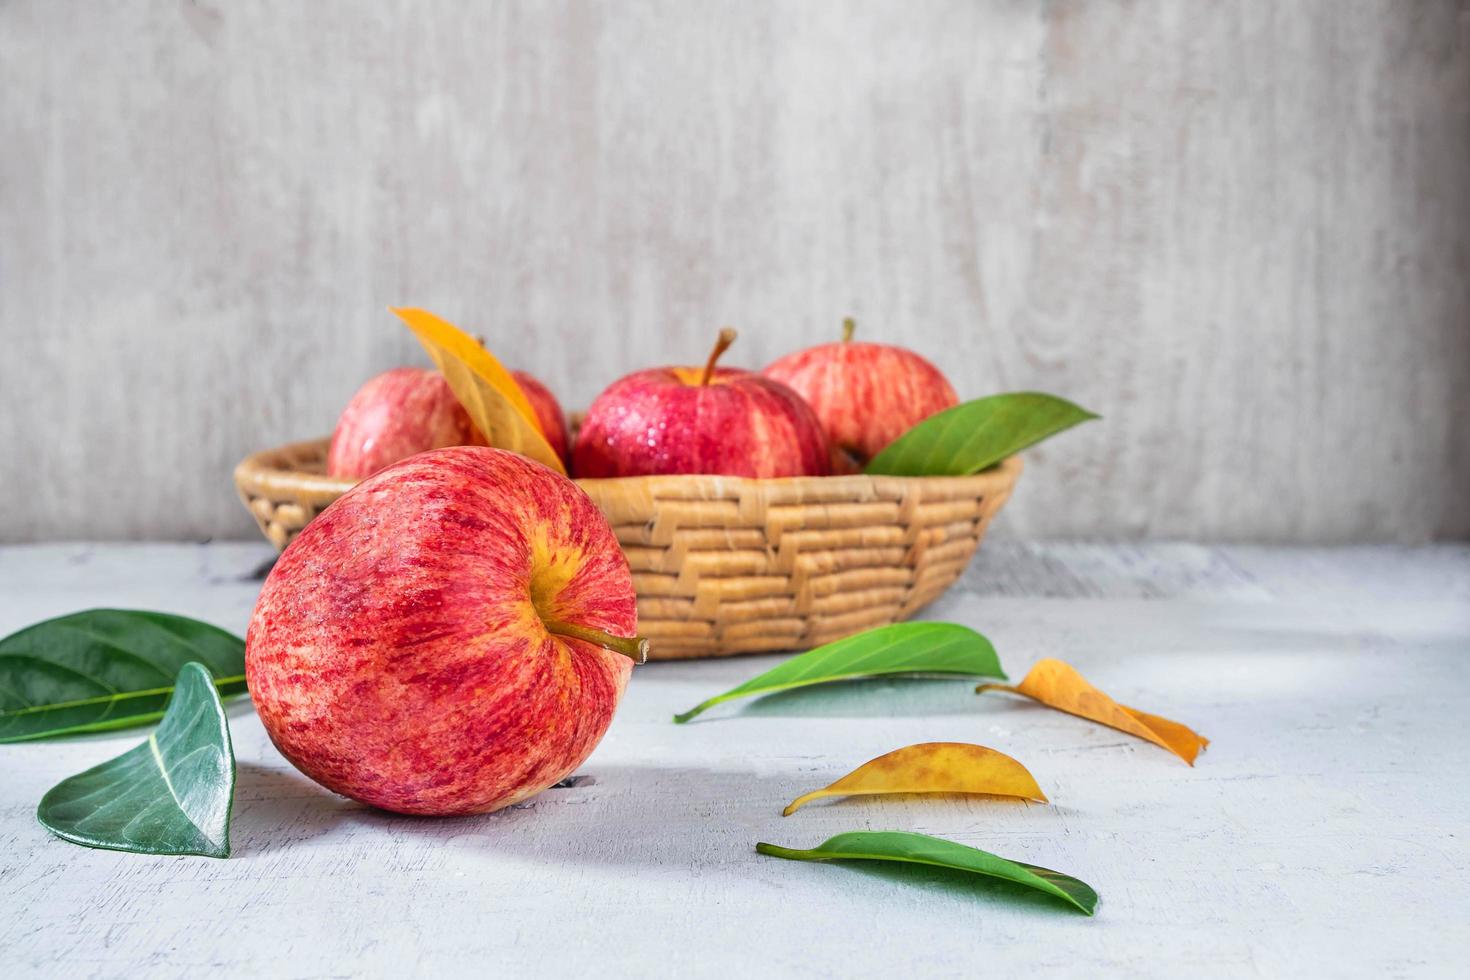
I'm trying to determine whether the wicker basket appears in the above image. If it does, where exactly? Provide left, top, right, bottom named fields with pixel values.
left=234, top=439, right=1020, bottom=660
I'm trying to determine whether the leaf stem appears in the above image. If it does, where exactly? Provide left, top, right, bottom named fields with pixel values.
left=782, top=792, right=823, bottom=816
left=542, top=618, right=649, bottom=664
left=672, top=699, right=717, bottom=724
left=699, top=328, right=738, bottom=386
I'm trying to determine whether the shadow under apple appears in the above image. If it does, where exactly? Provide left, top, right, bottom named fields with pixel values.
left=332, top=762, right=801, bottom=874
left=228, top=761, right=367, bottom=857
left=226, top=757, right=794, bottom=867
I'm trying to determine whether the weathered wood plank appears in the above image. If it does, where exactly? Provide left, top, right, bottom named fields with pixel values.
left=0, top=2, right=1467, bottom=544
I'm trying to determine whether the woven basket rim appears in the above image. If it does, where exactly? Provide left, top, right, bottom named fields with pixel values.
left=233, top=436, right=1021, bottom=658
left=234, top=437, right=1024, bottom=498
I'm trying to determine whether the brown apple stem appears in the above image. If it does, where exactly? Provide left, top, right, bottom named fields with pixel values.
left=542, top=618, right=650, bottom=664
left=699, top=328, right=738, bottom=386
left=842, top=318, right=856, bottom=343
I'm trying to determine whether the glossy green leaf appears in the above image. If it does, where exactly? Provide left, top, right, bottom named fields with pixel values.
left=0, top=609, right=246, bottom=742
left=672, top=622, right=1005, bottom=723
left=757, top=831, right=1098, bottom=915
left=865, top=392, right=1099, bottom=476
left=37, top=662, right=236, bottom=858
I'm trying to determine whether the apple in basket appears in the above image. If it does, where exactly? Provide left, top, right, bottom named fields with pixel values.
left=512, top=370, right=571, bottom=465
left=573, top=329, right=832, bottom=478
left=763, top=319, right=959, bottom=469
left=246, top=446, right=645, bottom=816
left=327, top=367, right=568, bottom=478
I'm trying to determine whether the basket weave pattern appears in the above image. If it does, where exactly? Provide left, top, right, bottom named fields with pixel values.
left=235, top=439, right=1020, bottom=660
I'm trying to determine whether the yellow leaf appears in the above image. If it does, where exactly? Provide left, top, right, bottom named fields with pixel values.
left=782, top=742, right=1047, bottom=815
left=978, top=658, right=1208, bottom=765
left=390, top=307, right=566, bottom=475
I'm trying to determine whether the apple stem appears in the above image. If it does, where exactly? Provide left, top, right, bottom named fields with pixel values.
left=699, top=328, right=738, bottom=386
left=542, top=618, right=650, bottom=664
left=842, top=318, right=856, bottom=343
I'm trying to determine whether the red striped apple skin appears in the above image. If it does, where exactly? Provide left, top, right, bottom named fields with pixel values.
left=572, top=367, right=832, bottom=478
left=246, top=447, right=636, bottom=816
left=764, top=342, right=958, bottom=465
left=326, top=368, right=488, bottom=479
left=512, top=370, right=570, bottom=465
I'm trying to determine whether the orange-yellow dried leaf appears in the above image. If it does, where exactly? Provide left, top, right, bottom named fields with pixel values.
left=978, top=658, right=1208, bottom=765
left=391, top=307, right=566, bottom=475
left=782, top=742, right=1047, bottom=815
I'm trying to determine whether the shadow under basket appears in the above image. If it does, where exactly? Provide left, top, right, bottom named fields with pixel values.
left=234, top=439, right=1021, bottom=660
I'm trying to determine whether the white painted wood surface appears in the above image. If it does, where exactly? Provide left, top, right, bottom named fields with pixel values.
left=2, top=1, right=1468, bottom=544
left=2, top=542, right=1467, bottom=978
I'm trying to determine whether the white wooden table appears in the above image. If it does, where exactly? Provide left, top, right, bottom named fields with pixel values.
left=2, top=542, right=1467, bottom=978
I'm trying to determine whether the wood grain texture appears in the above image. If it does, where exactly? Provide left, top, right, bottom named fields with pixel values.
left=1, top=1, right=1467, bottom=543
left=1, top=541, right=1467, bottom=977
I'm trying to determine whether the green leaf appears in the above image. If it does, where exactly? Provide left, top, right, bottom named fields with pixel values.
left=865, top=391, right=1099, bottom=476
left=36, top=662, right=236, bottom=858
left=757, top=831, right=1098, bottom=915
left=0, top=609, right=247, bottom=743
left=672, top=622, right=1005, bottom=723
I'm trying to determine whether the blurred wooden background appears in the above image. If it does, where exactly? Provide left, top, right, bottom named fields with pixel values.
left=1, top=1, right=1466, bottom=543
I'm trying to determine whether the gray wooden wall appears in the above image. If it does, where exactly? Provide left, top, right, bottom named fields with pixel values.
left=2, top=1, right=1467, bottom=544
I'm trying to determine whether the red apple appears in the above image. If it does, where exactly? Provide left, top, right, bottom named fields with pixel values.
left=245, top=446, right=645, bottom=816
left=763, top=319, right=959, bottom=468
left=326, top=367, right=487, bottom=478
left=512, top=370, right=570, bottom=465
left=573, top=329, right=832, bottom=479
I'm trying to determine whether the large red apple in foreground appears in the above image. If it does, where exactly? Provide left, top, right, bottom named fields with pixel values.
left=763, top=319, right=959, bottom=468
left=573, top=329, right=832, bottom=478
left=512, top=370, right=570, bottom=465
left=246, top=446, right=644, bottom=816
left=326, top=367, right=487, bottom=478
